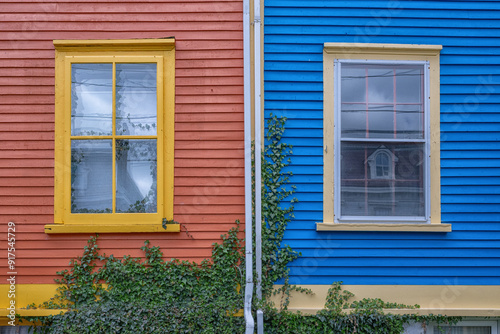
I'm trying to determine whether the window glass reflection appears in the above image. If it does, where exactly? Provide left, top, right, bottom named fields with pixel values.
left=116, top=64, right=157, bottom=136
left=71, top=140, right=112, bottom=213
left=341, top=65, right=366, bottom=102
left=71, top=64, right=112, bottom=136
left=367, top=67, right=394, bottom=104
left=115, top=140, right=157, bottom=213
left=341, top=103, right=366, bottom=138
left=340, top=142, right=425, bottom=217
left=340, top=63, right=424, bottom=139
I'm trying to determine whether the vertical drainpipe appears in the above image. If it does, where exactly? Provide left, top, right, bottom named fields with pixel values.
left=254, top=0, right=264, bottom=332
left=243, top=0, right=255, bottom=332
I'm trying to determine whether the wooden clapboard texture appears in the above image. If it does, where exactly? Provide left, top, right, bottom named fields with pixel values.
left=0, top=0, right=244, bottom=284
left=264, top=0, right=500, bottom=285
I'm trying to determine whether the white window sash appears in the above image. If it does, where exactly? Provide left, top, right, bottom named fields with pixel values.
left=333, top=59, right=431, bottom=224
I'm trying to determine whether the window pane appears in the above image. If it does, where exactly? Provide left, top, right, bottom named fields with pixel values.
left=71, top=140, right=112, bottom=213
left=375, top=153, right=390, bottom=178
left=396, top=65, right=424, bottom=139
left=341, top=103, right=366, bottom=138
left=116, top=140, right=157, bottom=213
left=367, top=67, right=394, bottom=104
left=71, top=64, right=112, bottom=136
left=116, top=64, right=157, bottom=136
left=340, top=63, right=424, bottom=140
left=341, top=65, right=366, bottom=103
left=396, top=104, right=424, bottom=139
left=340, top=142, right=425, bottom=217
left=368, top=104, right=394, bottom=138
left=396, top=66, right=422, bottom=103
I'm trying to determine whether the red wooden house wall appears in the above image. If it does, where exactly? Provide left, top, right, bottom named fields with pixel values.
left=0, top=0, right=244, bottom=286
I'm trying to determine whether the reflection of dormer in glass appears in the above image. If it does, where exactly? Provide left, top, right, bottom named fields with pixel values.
left=366, top=146, right=398, bottom=180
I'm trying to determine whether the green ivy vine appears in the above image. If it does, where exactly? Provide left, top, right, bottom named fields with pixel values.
left=259, top=115, right=312, bottom=312
left=23, top=225, right=245, bottom=334
left=22, top=116, right=460, bottom=333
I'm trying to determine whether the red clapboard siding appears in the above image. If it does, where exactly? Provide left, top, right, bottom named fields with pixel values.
left=0, top=14, right=243, bottom=25
left=176, top=140, right=243, bottom=150
left=0, top=178, right=53, bottom=187
left=0, top=196, right=53, bottom=205
left=0, top=31, right=243, bottom=41
left=0, top=0, right=244, bottom=283
left=0, top=3, right=242, bottom=14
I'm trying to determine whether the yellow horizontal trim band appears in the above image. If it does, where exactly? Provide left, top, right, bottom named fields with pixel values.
left=284, top=308, right=500, bottom=317
left=0, top=283, right=241, bottom=325
left=54, top=38, right=175, bottom=52
left=1, top=284, right=63, bottom=325
left=44, top=223, right=180, bottom=234
left=1, top=284, right=59, bottom=308
left=0, top=309, right=67, bottom=317
left=324, top=43, right=442, bottom=56
left=316, top=223, right=452, bottom=232
left=2, top=284, right=498, bottom=325
left=271, top=285, right=500, bottom=317
left=226, top=309, right=244, bottom=317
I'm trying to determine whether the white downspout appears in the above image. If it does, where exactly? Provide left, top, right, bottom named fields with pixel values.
left=243, top=0, right=255, bottom=332
left=253, top=0, right=264, bottom=332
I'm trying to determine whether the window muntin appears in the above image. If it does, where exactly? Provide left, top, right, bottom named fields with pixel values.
left=70, top=62, right=159, bottom=215
left=335, top=60, right=430, bottom=223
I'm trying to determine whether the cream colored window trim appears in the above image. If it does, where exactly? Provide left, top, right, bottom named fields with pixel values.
left=322, top=43, right=443, bottom=231
left=316, top=222, right=451, bottom=232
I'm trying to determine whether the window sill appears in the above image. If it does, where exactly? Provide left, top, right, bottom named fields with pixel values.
left=44, top=223, right=180, bottom=234
left=316, top=223, right=451, bottom=232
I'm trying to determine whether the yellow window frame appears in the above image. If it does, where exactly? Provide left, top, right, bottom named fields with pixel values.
left=46, top=39, right=177, bottom=233
left=318, top=43, right=451, bottom=232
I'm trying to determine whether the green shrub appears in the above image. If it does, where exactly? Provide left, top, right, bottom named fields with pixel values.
left=23, top=225, right=245, bottom=334
left=23, top=116, right=459, bottom=333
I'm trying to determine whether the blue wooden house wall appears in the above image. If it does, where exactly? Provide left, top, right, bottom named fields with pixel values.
left=264, top=0, right=500, bottom=286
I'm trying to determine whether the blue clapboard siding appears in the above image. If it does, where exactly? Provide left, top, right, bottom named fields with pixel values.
left=264, top=0, right=500, bottom=285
